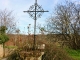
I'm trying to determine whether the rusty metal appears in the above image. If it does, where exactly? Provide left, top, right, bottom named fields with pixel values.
left=23, top=0, right=49, bottom=50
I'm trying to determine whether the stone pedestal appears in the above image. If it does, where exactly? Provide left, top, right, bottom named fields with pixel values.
left=25, top=52, right=44, bottom=60
left=19, top=44, right=45, bottom=60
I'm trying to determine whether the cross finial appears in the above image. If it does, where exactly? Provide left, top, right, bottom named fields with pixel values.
left=35, top=0, right=37, bottom=4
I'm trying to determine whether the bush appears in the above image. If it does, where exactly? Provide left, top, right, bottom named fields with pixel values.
left=42, top=42, right=73, bottom=60
left=7, top=50, right=22, bottom=60
left=7, top=40, right=74, bottom=60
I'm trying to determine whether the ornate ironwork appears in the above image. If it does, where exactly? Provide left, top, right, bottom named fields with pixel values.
left=23, top=0, right=49, bottom=50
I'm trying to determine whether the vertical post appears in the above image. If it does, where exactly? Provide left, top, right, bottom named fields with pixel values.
left=35, top=0, right=37, bottom=3
left=33, top=0, right=37, bottom=50
left=33, top=20, right=36, bottom=50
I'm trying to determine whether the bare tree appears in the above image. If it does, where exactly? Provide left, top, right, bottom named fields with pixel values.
left=46, top=1, right=80, bottom=49
left=0, top=9, right=17, bottom=34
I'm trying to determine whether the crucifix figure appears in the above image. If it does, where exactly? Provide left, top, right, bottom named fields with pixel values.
left=23, top=0, right=49, bottom=50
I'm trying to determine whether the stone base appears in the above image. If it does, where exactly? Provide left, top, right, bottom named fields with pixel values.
left=25, top=52, right=44, bottom=60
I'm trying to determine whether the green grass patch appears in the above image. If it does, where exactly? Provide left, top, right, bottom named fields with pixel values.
left=65, top=48, right=80, bottom=60
left=5, top=46, right=17, bottom=49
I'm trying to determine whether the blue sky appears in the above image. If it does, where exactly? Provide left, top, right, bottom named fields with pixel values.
left=0, top=0, right=80, bottom=34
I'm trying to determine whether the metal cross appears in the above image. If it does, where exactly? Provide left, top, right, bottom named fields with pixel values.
left=23, top=0, right=49, bottom=50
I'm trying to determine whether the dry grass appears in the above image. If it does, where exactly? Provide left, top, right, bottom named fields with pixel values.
left=6, top=39, right=74, bottom=60
left=41, top=41, right=74, bottom=60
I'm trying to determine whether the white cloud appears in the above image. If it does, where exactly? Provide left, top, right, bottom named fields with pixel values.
left=1, top=0, right=10, bottom=8
left=52, top=0, right=59, bottom=6
left=4, top=0, right=9, bottom=6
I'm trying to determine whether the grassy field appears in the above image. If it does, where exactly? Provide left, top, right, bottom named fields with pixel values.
left=65, top=48, right=80, bottom=60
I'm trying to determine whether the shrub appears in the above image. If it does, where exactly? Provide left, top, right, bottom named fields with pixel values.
left=42, top=42, right=73, bottom=60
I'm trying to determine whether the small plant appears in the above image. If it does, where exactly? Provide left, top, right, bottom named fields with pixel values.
left=0, top=26, right=9, bottom=57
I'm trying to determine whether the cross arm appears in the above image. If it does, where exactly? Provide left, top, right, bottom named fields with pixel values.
left=23, top=11, right=49, bottom=12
